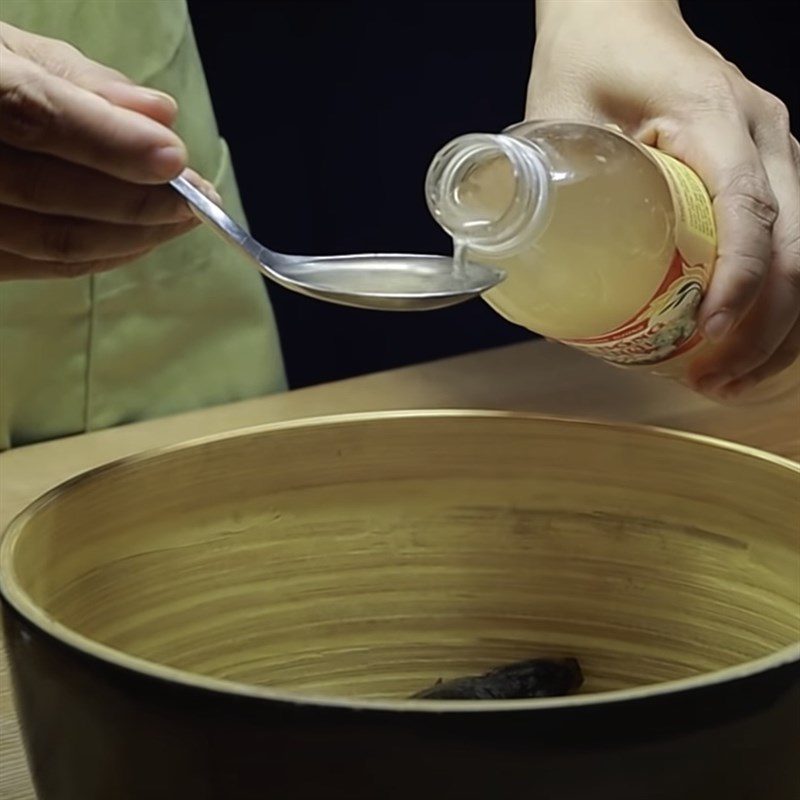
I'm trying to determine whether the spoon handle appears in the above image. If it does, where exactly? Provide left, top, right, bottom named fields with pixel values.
left=170, top=176, right=272, bottom=270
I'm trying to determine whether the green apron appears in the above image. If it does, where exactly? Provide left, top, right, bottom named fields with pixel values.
left=0, top=0, right=287, bottom=450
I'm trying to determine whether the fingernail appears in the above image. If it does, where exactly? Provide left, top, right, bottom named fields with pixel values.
left=703, top=311, right=734, bottom=343
left=150, top=145, right=186, bottom=179
left=182, top=169, right=221, bottom=201
left=193, top=176, right=222, bottom=205
left=203, top=182, right=223, bottom=205
left=182, top=168, right=203, bottom=184
left=139, top=87, right=178, bottom=111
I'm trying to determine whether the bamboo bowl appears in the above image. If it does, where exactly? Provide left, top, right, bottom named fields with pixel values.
left=1, top=411, right=798, bottom=800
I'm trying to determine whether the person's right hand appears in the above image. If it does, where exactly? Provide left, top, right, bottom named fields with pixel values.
left=528, top=0, right=799, bottom=398
left=0, top=22, right=218, bottom=280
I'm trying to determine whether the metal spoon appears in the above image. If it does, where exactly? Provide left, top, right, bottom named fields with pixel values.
left=171, top=176, right=505, bottom=311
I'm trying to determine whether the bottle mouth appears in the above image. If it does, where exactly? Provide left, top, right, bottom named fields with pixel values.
left=425, top=133, right=550, bottom=255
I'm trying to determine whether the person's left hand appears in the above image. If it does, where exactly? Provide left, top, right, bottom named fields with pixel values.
left=0, top=21, right=218, bottom=280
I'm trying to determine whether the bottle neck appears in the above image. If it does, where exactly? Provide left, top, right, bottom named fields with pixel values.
left=425, top=133, right=551, bottom=257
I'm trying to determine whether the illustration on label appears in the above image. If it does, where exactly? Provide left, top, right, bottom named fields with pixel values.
left=562, top=250, right=708, bottom=365
left=562, top=144, right=716, bottom=368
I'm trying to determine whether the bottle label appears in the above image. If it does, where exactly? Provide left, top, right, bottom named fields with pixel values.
left=562, top=147, right=717, bottom=367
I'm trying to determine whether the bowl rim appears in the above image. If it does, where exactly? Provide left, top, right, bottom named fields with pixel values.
left=1, top=408, right=798, bottom=713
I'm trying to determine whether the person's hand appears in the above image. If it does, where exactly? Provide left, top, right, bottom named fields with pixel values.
left=0, top=22, right=218, bottom=281
left=528, top=0, right=799, bottom=398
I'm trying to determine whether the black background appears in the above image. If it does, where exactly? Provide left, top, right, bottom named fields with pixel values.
left=189, top=1, right=799, bottom=389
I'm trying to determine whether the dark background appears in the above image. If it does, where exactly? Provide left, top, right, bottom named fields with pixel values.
left=189, top=0, right=799, bottom=389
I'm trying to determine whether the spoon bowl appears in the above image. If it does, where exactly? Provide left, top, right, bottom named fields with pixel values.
left=171, top=176, right=505, bottom=311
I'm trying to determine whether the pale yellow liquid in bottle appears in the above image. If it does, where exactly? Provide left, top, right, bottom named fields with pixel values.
left=457, top=125, right=678, bottom=343
left=435, top=122, right=800, bottom=401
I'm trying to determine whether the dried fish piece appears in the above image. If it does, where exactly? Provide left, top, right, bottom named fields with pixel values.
left=412, top=657, right=583, bottom=700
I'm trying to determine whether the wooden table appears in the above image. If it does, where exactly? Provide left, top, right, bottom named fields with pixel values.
left=1, top=340, right=798, bottom=798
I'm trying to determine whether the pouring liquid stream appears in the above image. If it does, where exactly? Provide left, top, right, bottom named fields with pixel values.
left=452, top=239, right=469, bottom=279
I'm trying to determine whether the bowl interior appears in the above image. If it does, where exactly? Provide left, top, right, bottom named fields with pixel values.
left=3, top=413, right=798, bottom=702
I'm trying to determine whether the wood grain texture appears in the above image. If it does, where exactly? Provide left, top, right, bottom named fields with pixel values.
left=1, top=341, right=798, bottom=798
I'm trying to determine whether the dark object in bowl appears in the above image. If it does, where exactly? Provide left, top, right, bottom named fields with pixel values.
left=412, top=657, right=584, bottom=699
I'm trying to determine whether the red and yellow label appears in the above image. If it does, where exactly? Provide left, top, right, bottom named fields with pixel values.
left=562, top=147, right=717, bottom=367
